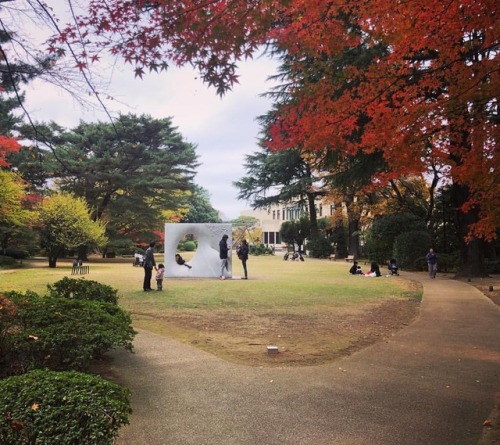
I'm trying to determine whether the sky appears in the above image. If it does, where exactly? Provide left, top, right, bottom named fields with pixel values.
left=16, top=2, right=279, bottom=221
left=24, top=59, right=277, bottom=220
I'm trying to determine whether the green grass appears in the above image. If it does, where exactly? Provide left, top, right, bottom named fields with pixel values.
left=1, top=255, right=422, bottom=366
left=0, top=255, right=419, bottom=311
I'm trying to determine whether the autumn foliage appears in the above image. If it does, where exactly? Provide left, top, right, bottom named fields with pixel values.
left=49, top=0, right=498, bottom=240
left=0, top=135, right=20, bottom=168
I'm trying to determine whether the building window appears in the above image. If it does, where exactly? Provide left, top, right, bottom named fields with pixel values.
left=319, top=204, right=323, bottom=217
left=330, top=205, right=335, bottom=216
left=277, top=210, right=280, bottom=220
left=282, top=208, right=286, bottom=220
left=276, top=232, right=281, bottom=244
left=269, top=232, right=275, bottom=244
left=264, top=232, right=269, bottom=244
left=273, top=210, right=276, bottom=220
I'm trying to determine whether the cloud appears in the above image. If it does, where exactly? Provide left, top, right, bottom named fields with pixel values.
left=23, top=54, right=278, bottom=220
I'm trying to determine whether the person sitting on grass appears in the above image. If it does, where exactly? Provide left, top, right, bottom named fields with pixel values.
left=349, top=261, right=359, bottom=274
left=175, top=253, right=192, bottom=269
left=349, top=262, right=364, bottom=275
left=365, top=261, right=381, bottom=277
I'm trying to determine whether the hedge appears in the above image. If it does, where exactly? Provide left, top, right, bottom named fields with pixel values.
left=46, top=277, right=119, bottom=304
left=2, top=292, right=135, bottom=377
left=0, top=369, right=131, bottom=445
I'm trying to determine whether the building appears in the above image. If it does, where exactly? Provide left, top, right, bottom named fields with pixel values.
left=240, top=199, right=338, bottom=249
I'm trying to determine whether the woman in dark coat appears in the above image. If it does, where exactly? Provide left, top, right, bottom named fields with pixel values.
left=237, top=239, right=249, bottom=280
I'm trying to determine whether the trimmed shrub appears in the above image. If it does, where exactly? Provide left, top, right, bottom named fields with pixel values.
left=249, top=244, right=272, bottom=256
left=0, top=369, right=131, bottom=445
left=306, top=235, right=334, bottom=258
left=413, top=252, right=459, bottom=273
left=3, top=291, right=135, bottom=376
left=46, top=277, right=118, bottom=304
left=392, top=231, right=433, bottom=270
left=0, top=255, right=18, bottom=268
left=0, top=293, right=18, bottom=374
left=3, top=248, right=29, bottom=259
left=183, top=240, right=196, bottom=251
left=365, top=213, right=428, bottom=263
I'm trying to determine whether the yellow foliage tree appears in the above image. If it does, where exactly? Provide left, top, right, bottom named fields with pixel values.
left=38, top=192, right=107, bottom=267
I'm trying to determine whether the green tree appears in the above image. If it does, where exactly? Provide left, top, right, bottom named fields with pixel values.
left=280, top=217, right=311, bottom=253
left=37, top=193, right=107, bottom=267
left=0, top=170, right=33, bottom=255
left=231, top=216, right=259, bottom=245
left=365, top=213, right=429, bottom=264
left=234, top=145, right=324, bottom=236
left=393, top=231, right=434, bottom=271
left=21, top=114, right=198, bottom=250
left=182, top=185, right=221, bottom=223
left=1, top=24, right=57, bottom=170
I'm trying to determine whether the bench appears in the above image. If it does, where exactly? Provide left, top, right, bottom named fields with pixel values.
left=345, top=255, right=355, bottom=262
left=329, top=254, right=336, bottom=261
left=71, top=265, right=90, bottom=275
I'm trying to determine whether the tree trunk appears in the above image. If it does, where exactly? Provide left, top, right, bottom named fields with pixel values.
left=344, top=197, right=360, bottom=258
left=48, top=255, right=58, bottom=268
left=307, top=192, right=319, bottom=238
left=348, top=216, right=360, bottom=259
left=48, top=246, right=62, bottom=268
left=77, top=245, right=89, bottom=261
left=452, top=183, right=487, bottom=277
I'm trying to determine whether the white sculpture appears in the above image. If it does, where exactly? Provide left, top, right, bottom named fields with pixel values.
left=164, top=223, right=232, bottom=278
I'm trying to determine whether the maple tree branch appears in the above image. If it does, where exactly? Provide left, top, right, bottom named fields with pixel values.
left=33, top=0, right=117, bottom=132
left=0, top=40, right=74, bottom=176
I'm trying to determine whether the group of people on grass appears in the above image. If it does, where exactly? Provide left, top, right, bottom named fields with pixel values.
left=219, top=235, right=249, bottom=280
left=142, top=242, right=193, bottom=292
left=142, top=238, right=439, bottom=290
left=283, top=251, right=305, bottom=261
left=141, top=235, right=250, bottom=291
left=348, top=248, right=438, bottom=278
left=349, top=261, right=382, bottom=277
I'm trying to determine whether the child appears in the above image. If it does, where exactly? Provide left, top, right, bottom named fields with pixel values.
left=175, top=253, right=192, bottom=269
left=156, top=263, right=165, bottom=291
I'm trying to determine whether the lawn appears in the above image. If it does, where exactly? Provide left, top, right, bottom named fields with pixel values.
left=0, top=255, right=422, bottom=366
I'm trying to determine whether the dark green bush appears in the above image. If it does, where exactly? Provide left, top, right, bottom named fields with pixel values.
left=3, top=248, right=29, bottom=259
left=414, top=253, right=459, bottom=273
left=3, top=291, right=135, bottom=376
left=366, top=213, right=428, bottom=263
left=485, top=259, right=500, bottom=274
left=0, top=369, right=131, bottom=445
left=413, top=257, right=428, bottom=271
left=392, top=230, right=433, bottom=270
left=249, top=244, right=272, bottom=255
left=435, top=253, right=460, bottom=273
left=0, top=255, right=18, bottom=268
left=47, top=277, right=118, bottom=304
left=0, top=293, right=18, bottom=374
left=306, top=235, right=334, bottom=258
left=183, top=240, right=196, bottom=251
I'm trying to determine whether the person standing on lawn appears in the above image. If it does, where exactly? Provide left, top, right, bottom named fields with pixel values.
left=237, top=239, right=249, bottom=280
left=156, top=263, right=165, bottom=291
left=219, top=234, right=230, bottom=280
left=143, top=241, right=157, bottom=291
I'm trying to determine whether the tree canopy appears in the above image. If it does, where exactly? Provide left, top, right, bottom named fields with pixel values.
left=37, top=192, right=107, bottom=267
left=2, top=0, right=497, bottom=275
left=46, top=0, right=496, bottom=242
left=18, top=113, right=199, bottom=243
